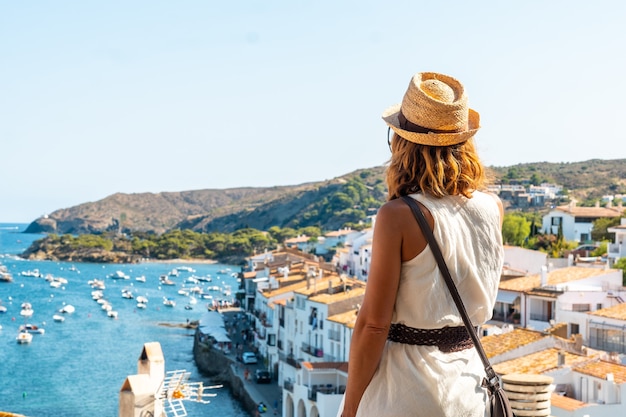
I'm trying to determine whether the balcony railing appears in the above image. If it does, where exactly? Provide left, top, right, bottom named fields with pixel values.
left=301, top=343, right=324, bottom=357
left=283, top=379, right=294, bottom=392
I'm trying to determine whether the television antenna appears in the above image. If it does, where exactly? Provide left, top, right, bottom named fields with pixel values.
left=157, top=370, right=222, bottom=417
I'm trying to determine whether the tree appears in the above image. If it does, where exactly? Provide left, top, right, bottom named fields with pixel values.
left=591, top=217, right=622, bottom=242
left=502, top=214, right=531, bottom=246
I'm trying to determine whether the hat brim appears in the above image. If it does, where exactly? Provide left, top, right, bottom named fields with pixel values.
left=382, top=104, right=480, bottom=146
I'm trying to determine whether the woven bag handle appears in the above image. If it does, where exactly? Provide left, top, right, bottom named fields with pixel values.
left=401, top=195, right=499, bottom=385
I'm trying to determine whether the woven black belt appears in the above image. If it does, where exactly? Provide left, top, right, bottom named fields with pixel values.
left=387, top=322, right=475, bottom=353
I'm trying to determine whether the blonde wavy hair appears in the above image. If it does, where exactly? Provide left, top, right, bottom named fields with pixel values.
left=386, top=133, right=487, bottom=200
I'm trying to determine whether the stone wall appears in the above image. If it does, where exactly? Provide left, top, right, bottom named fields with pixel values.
left=193, top=331, right=257, bottom=416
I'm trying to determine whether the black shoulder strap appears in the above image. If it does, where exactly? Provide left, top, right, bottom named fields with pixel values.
left=400, top=195, right=499, bottom=385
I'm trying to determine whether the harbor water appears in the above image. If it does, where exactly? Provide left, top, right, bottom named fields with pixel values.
left=0, top=223, right=247, bottom=417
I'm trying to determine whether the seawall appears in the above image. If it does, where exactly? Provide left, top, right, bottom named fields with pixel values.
left=192, top=331, right=258, bottom=416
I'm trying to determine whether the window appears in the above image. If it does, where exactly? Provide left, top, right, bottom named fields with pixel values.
left=570, top=323, right=580, bottom=335
left=572, top=304, right=590, bottom=312
left=551, top=217, right=562, bottom=226
left=529, top=299, right=555, bottom=322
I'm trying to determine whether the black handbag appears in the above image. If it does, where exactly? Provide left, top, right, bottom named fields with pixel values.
left=401, top=196, right=513, bottom=417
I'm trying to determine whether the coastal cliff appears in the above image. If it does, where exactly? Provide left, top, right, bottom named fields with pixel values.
left=193, top=332, right=258, bottom=416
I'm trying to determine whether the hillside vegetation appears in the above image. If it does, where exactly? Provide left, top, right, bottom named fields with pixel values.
left=24, top=160, right=626, bottom=236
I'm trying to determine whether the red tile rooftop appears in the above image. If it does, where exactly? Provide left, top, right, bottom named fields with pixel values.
left=498, top=266, right=613, bottom=293
left=492, top=348, right=588, bottom=375
left=550, top=393, right=589, bottom=411
left=573, top=360, right=626, bottom=384
left=481, top=328, right=547, bottom=358
left=301, top=361, right=349, bottom=372
left=589, top=302, right=626, bottom=321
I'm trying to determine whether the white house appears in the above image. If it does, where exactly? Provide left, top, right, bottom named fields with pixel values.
left=586, top=303, right=626, bottom=355
left=503, top=246, right=548, bottom=275
left=316, top=228, right=362, bottom=255
left=542, top=201, right=625, bottom=243
left=607, top=218, right=626, bottom=262
left=497, top=266, right=624, bottom=332
left=332, top=228, right=373, bottom=282
left=283, top=361, right=347, bottom=417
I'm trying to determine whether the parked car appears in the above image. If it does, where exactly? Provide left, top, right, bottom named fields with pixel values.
left=571, top=244, right=600, bottom=258
left=255, top=369, right=271, bottom=384
left=242, top=352, right=258, bottom=364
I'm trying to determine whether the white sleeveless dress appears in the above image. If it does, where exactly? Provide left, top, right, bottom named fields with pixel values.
left=338, top=192, right=504, bottom=417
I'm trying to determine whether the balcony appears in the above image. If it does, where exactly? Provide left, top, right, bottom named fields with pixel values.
left=307, top=384, right=345, bottom=400
left=283, top=379, right=294, bottom=392
left=301, top=343, right=324, bottom=357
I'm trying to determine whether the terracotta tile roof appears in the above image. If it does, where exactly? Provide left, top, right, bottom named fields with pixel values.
left=573, top=360, right=626, bottom=384
left=554, top=205, right=625, bottom=218
left=309, top=285, right=366, bottom=305
left=260, top=279, right=309, bottom=298
left=589, top=302, right=626, bottom=320
left=301, top=361, right=349, bottom=373
left=498, top=266, right=612, bottom=293
left=481, top=328, right=547, bottom=358
left=328, top=309, right=358, bottom=329
left=285, top=235, right=310, bottom=244
left=550, top=393, right=589, bottom=411
left=492, top=348, right=588, bottom=375
left=294, top=274, right=343, bottom=296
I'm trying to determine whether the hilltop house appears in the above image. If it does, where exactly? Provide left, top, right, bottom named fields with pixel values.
left=315, top=228, right=362, bottom=256
left=542, top=201, right=625, bottom=243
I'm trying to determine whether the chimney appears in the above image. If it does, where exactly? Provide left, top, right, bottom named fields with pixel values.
left=557, top=351, right=565, bottom=367
left=540, top=265, right=548, bottom=287
left=595, top=200, right=600, bottom=208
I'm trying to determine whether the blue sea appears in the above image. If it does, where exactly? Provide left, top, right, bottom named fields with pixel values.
left=0, top=223, right=247, bottom=417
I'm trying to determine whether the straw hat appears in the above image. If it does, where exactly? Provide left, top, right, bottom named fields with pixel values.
left=382, top=72, right=480, bottom=146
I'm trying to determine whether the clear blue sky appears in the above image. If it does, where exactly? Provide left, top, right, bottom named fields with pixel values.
left=1, top=1, right=625, bottom=222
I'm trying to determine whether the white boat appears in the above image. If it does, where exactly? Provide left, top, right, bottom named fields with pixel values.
left=136, top=296, right=148, bottom=304
left=0, top=265, right=13, bottom=282
left=0, top=271, right=13, bottom=282
left=88, top=279, right=106, bottom=290
left=20, top=269, right=43, bottom=278
left=19, top=324, right=45, bottom=334
left=0, top=305, right=7, bottom=313
left=135, top=275, right=146, bottom=283
left=59, top=304, right=75, bottom=314
left=121, top=289, right=134, bottom=299
left=16, top=331, right=33, bottom=344
left=108, top=271, right=130, bottom=280
left=107, top=310, right=118, bottom=319
left=188, top=296, right=198, bottom=305
left=176, top=266, right=196, bottom=273
left=163, top=298, right=176, bottom=307
left=53, top=314, right=65, bottom=322
left=49, top=280, right=62, bottom=288
left=20, top=308, right=34, bottom=317
left=136, top=302, right=147, bottom=309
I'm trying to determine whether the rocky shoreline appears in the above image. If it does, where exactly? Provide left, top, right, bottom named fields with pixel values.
left=192, top=330, right=259, bottom=416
